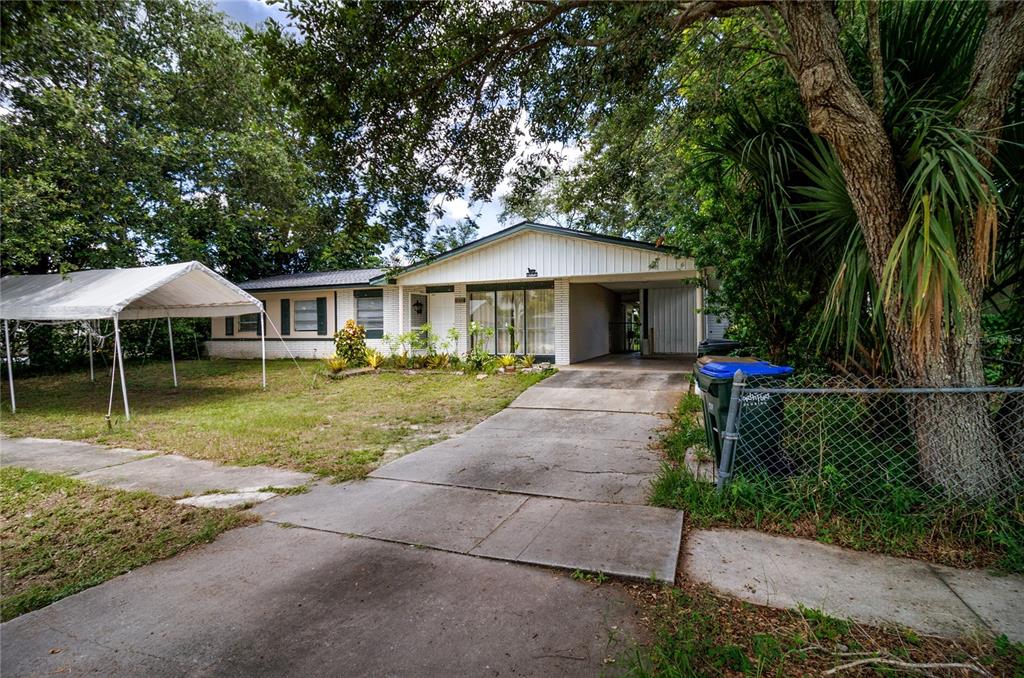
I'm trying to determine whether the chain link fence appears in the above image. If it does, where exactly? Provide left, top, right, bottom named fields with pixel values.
left=718, top=375, right=1024, bottom=506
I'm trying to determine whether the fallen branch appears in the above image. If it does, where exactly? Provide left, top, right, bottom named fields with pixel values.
left=824, top=657, right=992, bottom=676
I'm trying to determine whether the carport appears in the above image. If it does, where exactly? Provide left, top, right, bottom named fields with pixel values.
left=0, top=261, right=264, bottom=421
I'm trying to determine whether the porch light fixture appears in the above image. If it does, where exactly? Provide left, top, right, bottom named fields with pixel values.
left=412, top=299, right=424, bottom=314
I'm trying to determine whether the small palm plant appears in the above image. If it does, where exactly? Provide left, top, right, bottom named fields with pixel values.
left=497, top=354, right=517, bottom=371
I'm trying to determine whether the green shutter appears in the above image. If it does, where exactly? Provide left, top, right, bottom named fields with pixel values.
left=225, top=317, right=234, bottom=336
left=280, top=299, right=291, bottom=335
left=316, top=297, right=328, bottom=335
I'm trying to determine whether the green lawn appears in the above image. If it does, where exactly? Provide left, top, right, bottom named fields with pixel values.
left=0, top=359, right=549, bottom=480
left=0, top=467, right=252, bottom=620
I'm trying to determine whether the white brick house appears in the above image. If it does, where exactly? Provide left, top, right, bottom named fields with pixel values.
left=207, top=222, right=716, bottom=365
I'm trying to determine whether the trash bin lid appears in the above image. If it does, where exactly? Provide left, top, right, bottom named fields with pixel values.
left=696, top=355, right=760, bottom=368
left=698, top=360, right=794, bottom=379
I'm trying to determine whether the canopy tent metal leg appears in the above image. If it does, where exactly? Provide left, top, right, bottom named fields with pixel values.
left=113, top=315, right=130, bottom=421
left=260, top=312, right=267, bottom=389
left=4, top=320, right=15, bottom=413
left=88, top=321, right=95, bottom=382
left=167, top=317, right=177, bottom=387
left=107, top=345, right=117, bottom=418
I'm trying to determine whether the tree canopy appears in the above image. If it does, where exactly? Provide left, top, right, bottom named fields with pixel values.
left=0, top=0, right=387, bottom=281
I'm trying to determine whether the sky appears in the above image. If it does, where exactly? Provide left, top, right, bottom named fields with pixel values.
left=213, top=0, right=534, bottom=238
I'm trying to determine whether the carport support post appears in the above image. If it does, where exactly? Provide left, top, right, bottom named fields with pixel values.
left=167, top=317, right=177, bottom=388
left=716, top=370, right=747, bottom=493
left=3, top=319, right=15, bottom=413
left=113, top=315, right=130, bottom=421
left=260, top=312, right=266, bottom=389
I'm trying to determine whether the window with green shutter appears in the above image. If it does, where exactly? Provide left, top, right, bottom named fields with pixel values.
left=280, top=299, right=290, bottom=335
left=225, top=316, right=234, bottom=336
left=316, top=297, right=328, bottom=335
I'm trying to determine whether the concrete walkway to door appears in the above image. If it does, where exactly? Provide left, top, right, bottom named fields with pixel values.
left=258, top=362, right=688, bottom=582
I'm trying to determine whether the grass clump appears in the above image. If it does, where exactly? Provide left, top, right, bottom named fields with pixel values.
left=0, top=467, right=252, bottom=620
left=624, top=581, right=1024, bottom=677
left=0, top=359, right=548, bottom=481
left=652, top=395, right=1024, bottom=573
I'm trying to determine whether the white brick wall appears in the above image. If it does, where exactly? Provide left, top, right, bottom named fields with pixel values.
left=554, top=278, right=570, bottom=365
left=206, top=339, right=335, bottom=360
left=382, top=286, right=401, bottom=348
left=336, top=289, right=355, bottom=329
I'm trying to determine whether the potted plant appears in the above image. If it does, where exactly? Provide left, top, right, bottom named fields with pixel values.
left=498, top=353, right=517, bottom=372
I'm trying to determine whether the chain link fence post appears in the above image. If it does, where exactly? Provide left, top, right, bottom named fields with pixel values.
left=716, top=369, right=747, bottom=493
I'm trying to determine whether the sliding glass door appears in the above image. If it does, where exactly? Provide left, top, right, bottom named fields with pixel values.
left=468, top=292, right=495, bottom=353
left=468, top=285, right=554, bottom=358
left=496, top=290, right=525, bottom=354
left=525, top=288, right=554, bottom=356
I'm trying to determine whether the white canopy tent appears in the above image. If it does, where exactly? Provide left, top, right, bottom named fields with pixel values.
left=0, top=262, right=265, bottom=420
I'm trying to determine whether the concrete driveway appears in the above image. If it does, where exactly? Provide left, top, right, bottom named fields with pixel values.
left=2, top=364, right=688, bottom=677
left=257, top=366, right=687, bottom=582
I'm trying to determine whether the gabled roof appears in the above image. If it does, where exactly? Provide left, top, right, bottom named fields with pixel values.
left=0, top=262, right=262, bottom=321
left=371, top=221, right=678, bottom=284
left=238, top=268, right=384, bottom=291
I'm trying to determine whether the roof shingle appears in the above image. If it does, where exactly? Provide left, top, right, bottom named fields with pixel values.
left=238, top=269, right=383, bottom=291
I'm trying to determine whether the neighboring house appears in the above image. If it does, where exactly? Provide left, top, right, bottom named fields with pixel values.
left=207, top=221, right=726, bottom=365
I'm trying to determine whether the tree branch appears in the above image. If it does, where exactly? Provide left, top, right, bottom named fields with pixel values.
left=959, top=0, right=1024, bottom=158
left=867, top=0, right=884, bottom=117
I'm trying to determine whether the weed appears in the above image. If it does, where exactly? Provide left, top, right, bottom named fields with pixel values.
left=570, top=569, right=608, bottom=584
left=624, top=581, right=1021, bottom=677
left=258, top=485, right=310, bottom=496
left=797, top=605, right=850, bottom=642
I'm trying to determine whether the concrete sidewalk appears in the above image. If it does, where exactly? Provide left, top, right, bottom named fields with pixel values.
left=0, top=437, right=312, bottom=506
left=685, top=529, right=1024, bottom=642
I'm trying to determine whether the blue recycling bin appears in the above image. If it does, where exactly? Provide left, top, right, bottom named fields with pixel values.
left=696, top=359, right=793, bottom=473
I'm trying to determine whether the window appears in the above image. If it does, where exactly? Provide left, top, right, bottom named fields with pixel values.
left=468, top=291, right=495, bottom=353
left=238, top=313, right=259, bottom=333
left=294, top=300, right=318, bottom=332
left=355, top=290, right=384, bottom=338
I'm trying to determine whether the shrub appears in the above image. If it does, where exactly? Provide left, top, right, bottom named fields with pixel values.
left=365, top=348, right=384, bottom=370
left=519, top=354, right=535, bottom=368
left=334, top=320, right=367, bottom=366
left=427, top=352, right=451, bottom=370
left=323, top=355, right=349, bottom=374
left=465, top=321, right=495, bottom=370
left=497, top=354, right=517, bottom=370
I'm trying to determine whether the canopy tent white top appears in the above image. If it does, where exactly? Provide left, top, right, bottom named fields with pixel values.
left=0, top=262, right=268, bottom=420
left=0, top=261, right=262, bottom=321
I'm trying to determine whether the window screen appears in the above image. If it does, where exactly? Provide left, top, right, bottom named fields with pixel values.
left=294, top=300, right=318, bottom=332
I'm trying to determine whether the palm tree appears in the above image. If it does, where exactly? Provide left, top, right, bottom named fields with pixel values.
left=703, top=0, right=1022, bottom=498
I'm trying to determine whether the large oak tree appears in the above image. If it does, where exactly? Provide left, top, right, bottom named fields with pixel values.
left=266, top=0, right=1023, bottom=498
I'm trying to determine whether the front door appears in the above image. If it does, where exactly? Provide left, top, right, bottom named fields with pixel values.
left=428, top=292, right=456, bottom=351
